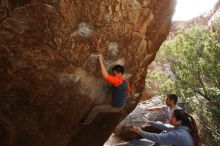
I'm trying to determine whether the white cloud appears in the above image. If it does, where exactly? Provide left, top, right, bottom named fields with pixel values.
left=173, top=0, right=218, bottom=20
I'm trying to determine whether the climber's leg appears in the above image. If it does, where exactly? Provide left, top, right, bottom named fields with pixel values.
left=80, top=104, right=122, bottom=125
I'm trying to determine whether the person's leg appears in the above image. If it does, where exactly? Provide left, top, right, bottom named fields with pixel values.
left=80, top=104, right=123, bottom=125
left=81, top=104, right=113, bottom=125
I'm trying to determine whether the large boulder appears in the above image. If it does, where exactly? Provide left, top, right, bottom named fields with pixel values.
left=115, top=96, right=166, bottom=140
left=106, top=96, right=193, bottom=144
left=0, top=0, right=176, bottom=146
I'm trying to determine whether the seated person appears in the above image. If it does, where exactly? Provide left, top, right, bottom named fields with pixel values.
left=146, top=94, right=181, bottom=124
left=127, top=109, right=200, bottom=146
left=80, top=55, right=130, bottom=125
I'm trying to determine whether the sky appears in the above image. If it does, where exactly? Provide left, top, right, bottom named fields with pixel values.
left=173, top=0, right=219, bottom=21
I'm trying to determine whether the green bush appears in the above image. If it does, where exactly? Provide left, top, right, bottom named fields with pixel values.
left=146, top=26, right=220, bottom=145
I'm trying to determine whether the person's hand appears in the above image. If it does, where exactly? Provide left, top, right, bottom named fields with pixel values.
left=145, top=107, right=159, bottom=112
left=97, top=54, right=103, bottom=62
left=132, top=126, right=142, bottom=134
left=145, top=108, right=152, bottom=111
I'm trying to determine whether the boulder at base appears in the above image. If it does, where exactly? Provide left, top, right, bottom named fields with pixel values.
left=115, top=96, right=166, bottom=140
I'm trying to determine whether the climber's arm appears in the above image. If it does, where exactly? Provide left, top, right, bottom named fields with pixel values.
left=98, top=55, right=109, bottom=78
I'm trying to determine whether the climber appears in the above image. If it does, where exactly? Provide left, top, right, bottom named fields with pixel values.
left=127, top=109, right=200, bottom=146
left=145, top=94, right=181, bottom=124
left=80, top=55, right=130, bottom=126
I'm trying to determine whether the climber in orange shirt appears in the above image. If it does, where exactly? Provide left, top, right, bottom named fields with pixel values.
left=80, top=55, right=130, bottom=125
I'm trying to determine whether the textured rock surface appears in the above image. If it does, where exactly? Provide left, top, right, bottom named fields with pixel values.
left=114, top=96, right=166, bottom=140
left=0, top=0, right=176, bottom=146
left=105, top=96, right=191, bottom=144
left=169, top=0, right=220, bottom=38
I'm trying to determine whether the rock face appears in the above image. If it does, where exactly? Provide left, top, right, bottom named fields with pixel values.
left=169, top=0, right=220, bottom=38
left=105, top=96, right=192, bottom=144
left=114, top=96, right=166, bottom=140
left=0, top=0, right=176, bottom=146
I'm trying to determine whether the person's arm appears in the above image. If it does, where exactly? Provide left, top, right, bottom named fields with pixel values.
left=133, top=126, right=176, bottom=145
left=97, top=55, right=109, bottom=78
left=145, top=105, right=168, bottom=112
left=145, top=107, right=161, bottom=112
left=97, top=55, right=123, bottom=87
left=148, top=121, right=174, bottom=131
left=127, top=81, right=131, bottom=93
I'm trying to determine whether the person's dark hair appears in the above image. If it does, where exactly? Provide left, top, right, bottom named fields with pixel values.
left=167, top=94, right=178, bottom=104
left=112, top=65, right=124, bottom=74
left=173, top=109, right=201, bottom=146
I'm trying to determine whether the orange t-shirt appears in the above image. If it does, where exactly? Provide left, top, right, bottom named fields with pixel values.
left=105, top=75, right=131, bottom=92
